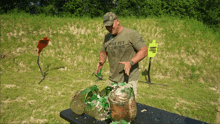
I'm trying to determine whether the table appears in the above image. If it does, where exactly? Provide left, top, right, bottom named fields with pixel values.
left=60, top=102, right=209, bottom=124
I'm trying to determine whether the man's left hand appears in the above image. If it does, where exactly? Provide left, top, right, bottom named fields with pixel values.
left=119, top=61, right=131, bottom=75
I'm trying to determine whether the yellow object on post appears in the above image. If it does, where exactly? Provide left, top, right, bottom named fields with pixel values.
left=148, top=40, right=158, bottom=58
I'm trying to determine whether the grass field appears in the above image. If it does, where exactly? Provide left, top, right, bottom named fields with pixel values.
left=0, top=12, right=220, bottom=123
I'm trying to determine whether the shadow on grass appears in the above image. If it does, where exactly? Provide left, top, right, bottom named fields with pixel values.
left=37, top=65, right=65, bottom=84
left=139, top=69, right=169, bottom=89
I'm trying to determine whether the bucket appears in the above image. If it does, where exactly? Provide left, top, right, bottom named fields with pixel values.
left=108, top=83, right=137, bottom=122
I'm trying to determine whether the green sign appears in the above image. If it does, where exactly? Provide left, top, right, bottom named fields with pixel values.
left=148, top=40, right=158, bottom=57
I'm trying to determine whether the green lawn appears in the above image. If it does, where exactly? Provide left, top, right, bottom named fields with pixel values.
left=0, top=12, right=219, bottom=123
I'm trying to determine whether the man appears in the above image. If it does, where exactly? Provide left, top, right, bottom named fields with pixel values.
left=96, top=12, right=148, bottom=99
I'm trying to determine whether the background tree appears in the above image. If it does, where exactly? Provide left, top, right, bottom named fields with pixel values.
left=0, top=0, right=19, bottom=14
left=61, top=0, right=87, bottom=17
left=115, top=0, right=139, bottom=17
left=0, top=0, right=219, bottom=32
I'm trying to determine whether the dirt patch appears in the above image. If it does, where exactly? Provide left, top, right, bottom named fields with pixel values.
left=71, top=79, right=92, bottom=83
left=170, top=97, right=175, bottom=99
left=153, top=74, right=170, bottom=79
left=1, top=98, right=11, bottom=104
left=39, top=29, right=47, bottom=35
left=183, top=55, right=199, bottom=66
left=210, top=101, right=218, bottom=106
left=173, top=98, right=198, bottom=110
left=209, top=87, right=220, bottom=95
left=57, top=91, right=62, bottom=96
left=149, top=95, right=166, bottom=99
left=2, top=96, right=26, bottom=104
left=6, top=30, right=17, bottom=38
left=198, top=78, right=205, bottom=83
left=19, top=30, right=25, bottom=36
left=182, top=106, right=189, bottom=110
left=67, top=23, right=92, bottom=36
left=28, top=100, right=36, bottom=105
left=58, top=67, right=67, bottom=71
left=209, top=87, right=217, bottom=91
left=21, top=120, right=30, bottom=123
left=3, top=84, right=20, bottom=89
left=44, top=86, right=51, bottom=91
left=16, top=97, right=24, bottom=102
left=30, top=116, right=48, bottom=123
left=90, top=81, right=94, bottom=85
left=19, top=61, right=26, bottom=68
left=10, top=47, right=27, bottom=56
left=22, top=37, right=28, bottom=43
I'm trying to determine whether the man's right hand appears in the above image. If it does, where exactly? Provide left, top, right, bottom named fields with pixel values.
left=96, top=61, right=104, bottom=73
left=96, top=51, right=107, bottom=73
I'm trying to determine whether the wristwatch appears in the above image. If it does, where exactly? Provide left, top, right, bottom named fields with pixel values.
left=130, top=61, right=134, bottom=66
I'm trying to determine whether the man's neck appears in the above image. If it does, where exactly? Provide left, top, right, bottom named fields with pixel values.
left=112, top=26, right=123, bottom=37
left=113, top=26, right=123, bottom=37
left=117, top=26, right=123, bottom=34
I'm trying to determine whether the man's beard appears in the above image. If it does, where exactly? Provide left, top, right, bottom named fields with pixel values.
left=111, top=29, right=117, bottom=35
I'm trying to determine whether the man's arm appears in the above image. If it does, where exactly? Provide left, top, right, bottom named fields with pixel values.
left=99, top=51, right=107, bottom=65
left=119, top=46, right=147, bottom=75
left=130, top=46, right=148, bottom=65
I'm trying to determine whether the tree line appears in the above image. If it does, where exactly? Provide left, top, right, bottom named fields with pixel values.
left=0, top=0, right=219, bottom=32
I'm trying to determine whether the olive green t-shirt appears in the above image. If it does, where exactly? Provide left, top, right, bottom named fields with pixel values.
left=101, top=27, right=146, bottom=83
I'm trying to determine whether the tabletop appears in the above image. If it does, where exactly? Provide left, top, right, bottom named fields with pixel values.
left=60, top=102, right=209, bottom=124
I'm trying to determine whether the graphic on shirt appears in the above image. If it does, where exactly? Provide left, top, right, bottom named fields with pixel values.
left=107, top=40, right=125, bottom=58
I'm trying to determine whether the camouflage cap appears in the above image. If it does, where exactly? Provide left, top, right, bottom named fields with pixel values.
left=102, top=12, right=119, bottom=28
